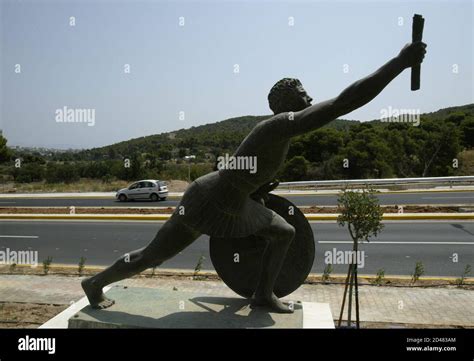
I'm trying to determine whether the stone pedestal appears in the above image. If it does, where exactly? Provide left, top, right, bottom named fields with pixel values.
left=66, top=286, right=334, bottom=329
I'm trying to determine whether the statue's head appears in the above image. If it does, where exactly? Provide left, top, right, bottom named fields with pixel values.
left=268, top=78, right=313, bottom=114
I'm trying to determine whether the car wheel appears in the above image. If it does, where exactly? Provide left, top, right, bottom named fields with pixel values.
left=118, top=194, right=127, bottom=202
left=150, top=193, right=159, bottom=202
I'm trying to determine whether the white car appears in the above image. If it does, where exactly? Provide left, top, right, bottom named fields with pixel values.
left=116, top=180, right=168, bottom=202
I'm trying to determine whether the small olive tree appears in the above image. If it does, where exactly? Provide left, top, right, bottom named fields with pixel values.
left=337, top=187, right=384, bottom=328
left=193, top=255, right=206, bottom=280
left=78, top=256, right=87, bottom=276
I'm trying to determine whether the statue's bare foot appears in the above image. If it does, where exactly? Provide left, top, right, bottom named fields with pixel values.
left=251, top=292, right=294, bottom=314
left=81, top=278, right=115, bottom=309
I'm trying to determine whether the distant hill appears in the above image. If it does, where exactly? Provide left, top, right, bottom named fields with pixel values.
left=368, top=103, right=474, bottom=124
left=423, top=103, right=474, bottom=120
left=68, top=103, right=473, bottom=161
left=8, top=103, right=473, bottom=183
left=74, top=115, right=360, bottom=160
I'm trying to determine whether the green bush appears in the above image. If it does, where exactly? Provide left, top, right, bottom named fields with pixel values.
left=42, top=256, right=53, bottom=275
left=411, top=261, right=425, bottom=284
left=13, top=163, right=44, bottom=183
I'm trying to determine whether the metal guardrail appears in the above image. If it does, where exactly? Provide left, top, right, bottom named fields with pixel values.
left=279, top=176, right=474, bottom=188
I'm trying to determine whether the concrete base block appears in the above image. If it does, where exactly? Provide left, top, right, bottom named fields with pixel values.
left=67, top=286, right=334, bottom=329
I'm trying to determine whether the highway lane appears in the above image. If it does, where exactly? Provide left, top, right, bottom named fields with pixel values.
left=1, top=220, right=472, bottom=277
left=1, top=191, right=474, bottom=208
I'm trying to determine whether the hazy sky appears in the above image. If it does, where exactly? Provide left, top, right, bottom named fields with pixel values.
left=1, top=0, right=473, bottom=149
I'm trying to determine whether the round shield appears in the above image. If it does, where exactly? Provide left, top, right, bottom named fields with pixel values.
left=210, top=194, right=315, bottom=298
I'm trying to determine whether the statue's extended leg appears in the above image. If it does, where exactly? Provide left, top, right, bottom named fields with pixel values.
left=251, top=213, right=295, bottom=313
left=82, top=215, right=201, bottom=309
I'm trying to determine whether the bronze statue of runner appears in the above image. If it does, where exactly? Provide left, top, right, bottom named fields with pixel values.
left=82, top=41, right=426, bottom=313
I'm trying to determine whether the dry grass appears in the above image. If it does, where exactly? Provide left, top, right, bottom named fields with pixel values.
left=0, top=302, right=67, bottom=328
left=0, top=179, right=190, bottom=193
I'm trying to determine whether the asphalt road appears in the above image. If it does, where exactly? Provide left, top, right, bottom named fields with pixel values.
left=1, top=220, right=472, bottom=277
left=1, top=191, right=473, bottom=208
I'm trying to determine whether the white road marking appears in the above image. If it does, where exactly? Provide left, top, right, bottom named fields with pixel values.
left=422, top=196, right=474, bottom=199
left=0, top=235, right=38, bottom=239
left=318, top=241, right=474, bottom=245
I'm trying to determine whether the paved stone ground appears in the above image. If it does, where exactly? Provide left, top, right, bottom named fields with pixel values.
left=0, top=274, right=472, bottom=327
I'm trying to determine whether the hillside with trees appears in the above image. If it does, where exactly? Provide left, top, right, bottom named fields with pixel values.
left=1, top=104, right=473, bottom=187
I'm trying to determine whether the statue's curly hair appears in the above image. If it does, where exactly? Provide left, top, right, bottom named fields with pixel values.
left=267, top=78, right=303, bottom=114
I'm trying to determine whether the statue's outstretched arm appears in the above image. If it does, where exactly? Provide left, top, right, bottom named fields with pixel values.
left=280, top=42, right=427, bottom=137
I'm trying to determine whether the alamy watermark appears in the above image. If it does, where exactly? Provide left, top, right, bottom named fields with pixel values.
left=216, top=153, right=257, bottom=174
left=18, top=336, right=55, bottom=355
left=324, top=248, right=365, bottom=268
left=55, top=106, right=95, bottom=126
left=0, top=248, right=38, bottom=267
left=380, top=106, right=420, bottom=127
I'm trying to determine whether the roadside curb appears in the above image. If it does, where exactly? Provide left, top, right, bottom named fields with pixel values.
left=1, top=213, right=474, bottom=221
left=306, top=213, right=474, bottom=220
left=274, top=188, right=474, bottom=196
left=1, top=187, right=474, bottom=199
left=2, top=265, right=472, bottom=283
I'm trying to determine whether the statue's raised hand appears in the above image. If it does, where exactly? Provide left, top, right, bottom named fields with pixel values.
left=398, top=41, right=427, bottom=69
